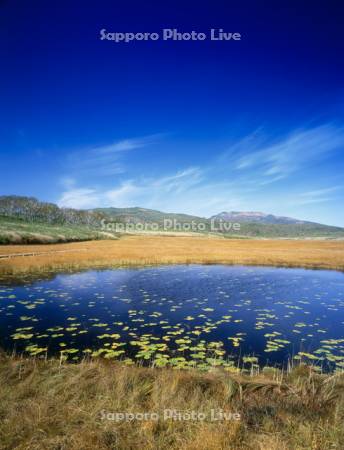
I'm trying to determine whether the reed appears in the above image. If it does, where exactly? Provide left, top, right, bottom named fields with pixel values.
left=0, top=353, right=343, bottom=450
left=1, top=235, right=344, bottom=275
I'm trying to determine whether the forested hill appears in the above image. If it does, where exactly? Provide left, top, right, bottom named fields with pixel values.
left=0, top=196, right=104, bottom=226
left=1, top=195, right=344, bottom=244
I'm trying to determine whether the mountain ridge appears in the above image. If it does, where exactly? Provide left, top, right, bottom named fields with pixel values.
left=1, top=196, right=344, bottom=243
left=210, top=211, right=314, bottom=225
left=95, top=206, right=323, bottom=227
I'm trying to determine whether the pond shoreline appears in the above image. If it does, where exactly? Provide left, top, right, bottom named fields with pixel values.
left=1, top=262, right=343, bottom=287
left=1, top=353, right=343, bottom=449
left=1, top=264, right=343, bottom=371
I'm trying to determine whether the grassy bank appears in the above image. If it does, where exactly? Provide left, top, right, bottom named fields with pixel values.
left=1, top=236, right=344, bottom=275
left=0, top=354, right=343, bottom=450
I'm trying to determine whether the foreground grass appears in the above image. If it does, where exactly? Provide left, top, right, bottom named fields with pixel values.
left=0, top=354, right=343, bottom=450
left=1, top=236, right=344, bottom=274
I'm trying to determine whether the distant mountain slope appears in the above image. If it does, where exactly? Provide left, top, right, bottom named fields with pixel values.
left=210, top=211, right=312, bottom=225
left=1, top=196, right=344, bottom=243
left=95, top=206, right=344, bottom=238
left=92, top=207, right=206, bottom=225
left=227, top=221, right=344, bottom=238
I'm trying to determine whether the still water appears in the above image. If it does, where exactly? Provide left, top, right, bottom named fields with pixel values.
left=1, top=265, right=343, bottom=370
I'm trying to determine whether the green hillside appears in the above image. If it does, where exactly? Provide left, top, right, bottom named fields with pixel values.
left=96, top=206, right=344, bottom=239
left=0, top=216, right=117, bottom=244
left=0, top=196, right=344, bottom=244
left=93, top=207, right=205, bottom=225
left=231, top=221, right=344, bottom=238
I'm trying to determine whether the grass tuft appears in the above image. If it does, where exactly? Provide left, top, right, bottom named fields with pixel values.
left=0, top=354, right=343, bottom=449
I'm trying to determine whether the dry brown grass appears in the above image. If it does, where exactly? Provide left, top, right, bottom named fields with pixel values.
left=1, top=237, right=344, bottom=448
left=1, top=235, right=344, bottom=274
left=0, top=354, right=343, bottom=450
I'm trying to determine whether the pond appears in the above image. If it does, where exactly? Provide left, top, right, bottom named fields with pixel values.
left=0, top=265, right=344, bottom=371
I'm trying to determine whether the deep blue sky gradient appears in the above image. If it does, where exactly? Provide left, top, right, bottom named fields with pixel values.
left=1, top=0, right=344, bottom=225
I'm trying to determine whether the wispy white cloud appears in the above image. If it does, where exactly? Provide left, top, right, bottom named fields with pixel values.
left=292, top=186, right=344, bottom=205
left=64, top=134, right=162, bottom=177
left=57, top=123, right=344, bottom=224
left=59, top=176, right=76, bottom=189
left=233, top=124, right=344, bottom=181
left=58, top=188, right=100, bottom=209
left=152, top=167, right=203, bottom=193
left=57, top=166, right=245, bottom=215
left=101, top=167, right=204, bottom=209
left=105, top=181, right=141, bottom=206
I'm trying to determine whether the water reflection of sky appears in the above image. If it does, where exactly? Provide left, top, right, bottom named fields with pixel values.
left=0, top=265, right=343, bottom=371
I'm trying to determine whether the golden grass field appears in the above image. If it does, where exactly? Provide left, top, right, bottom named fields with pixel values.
left=1, top=236, right=344, bottom=449
left=0, top=235, right=344, bottom=274
left=1, top=353, right=343, bottom=450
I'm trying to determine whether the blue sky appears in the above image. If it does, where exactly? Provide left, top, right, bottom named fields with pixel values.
left=1, top=0, right=344, bottom=225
